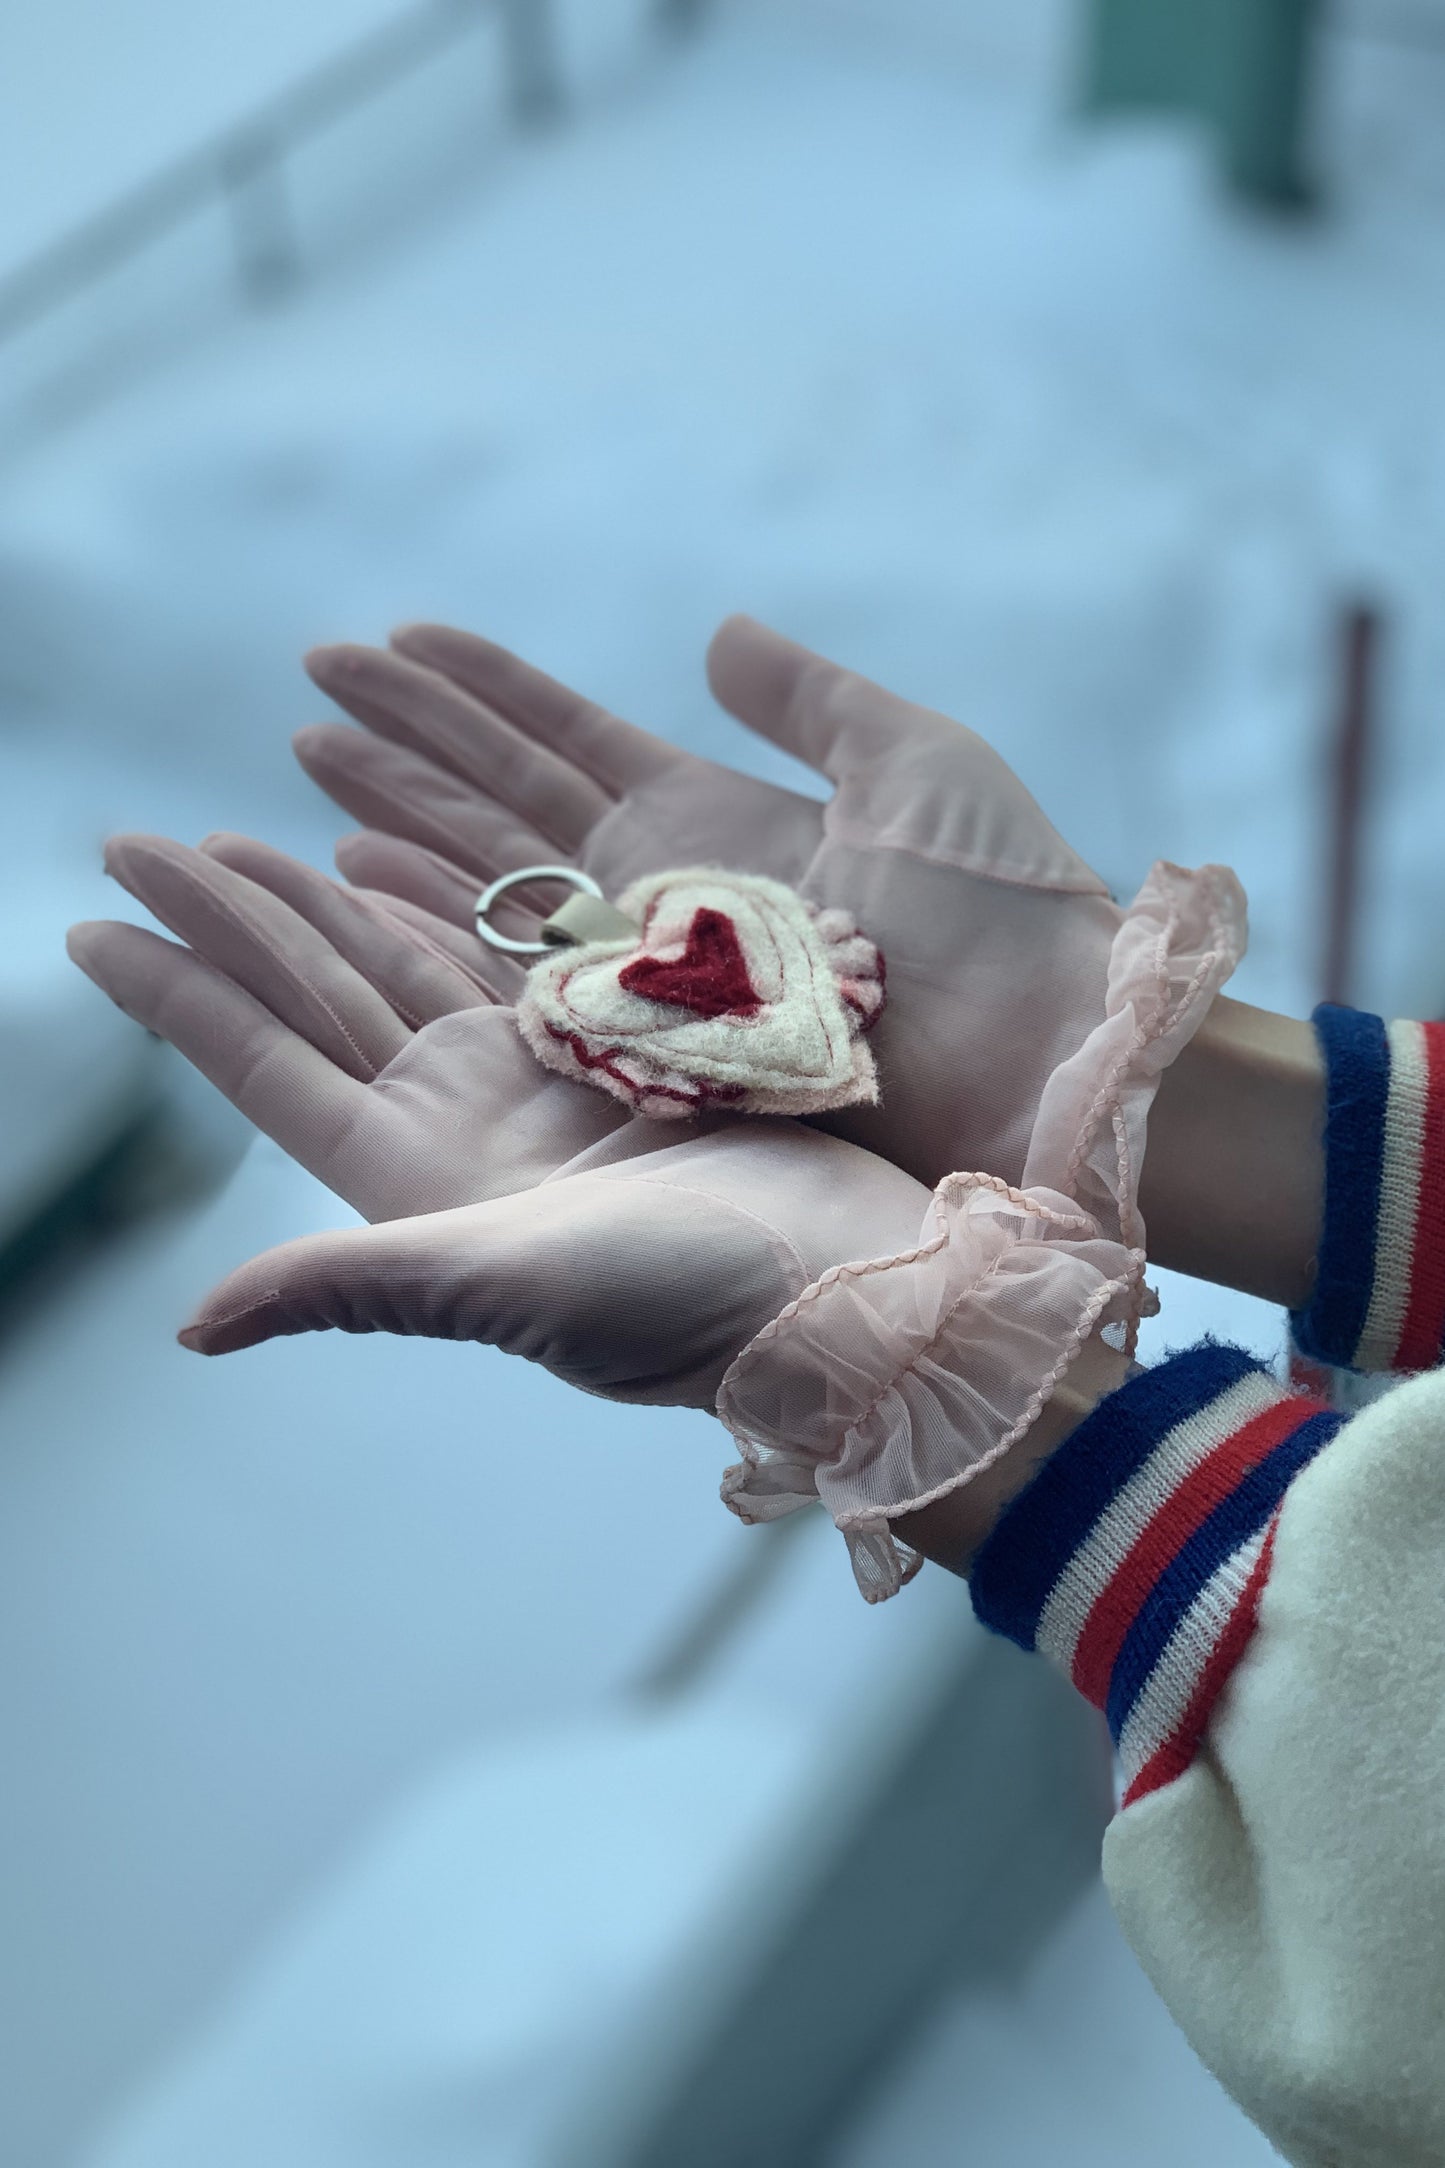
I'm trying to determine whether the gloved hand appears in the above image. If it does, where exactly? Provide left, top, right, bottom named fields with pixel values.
left=296, top=619, right=1125, bottom=1189
left=67, top=834, right=930, bottom=1408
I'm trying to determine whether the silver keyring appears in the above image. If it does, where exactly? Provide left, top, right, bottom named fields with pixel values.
left=474, top=864, right=605, bottom=955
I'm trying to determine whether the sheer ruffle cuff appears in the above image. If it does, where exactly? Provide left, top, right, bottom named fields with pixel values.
left=716, top=861, right=1247, bottom=1600
left=718, top=1177, right=1146, bottom=1599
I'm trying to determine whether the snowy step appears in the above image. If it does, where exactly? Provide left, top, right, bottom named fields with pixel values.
left=77, top=1521, right=1108, bottom=2168
left=79, top=1707, right=817, bottom=2168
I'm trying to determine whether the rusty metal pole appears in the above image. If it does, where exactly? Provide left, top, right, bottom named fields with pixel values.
left=1322, top=601, right=1382, bottom=1010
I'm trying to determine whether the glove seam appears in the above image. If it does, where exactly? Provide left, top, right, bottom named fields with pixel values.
left=821, top=790, right=1112, bottom=896
left=167, top=859, right=382, bottom=1079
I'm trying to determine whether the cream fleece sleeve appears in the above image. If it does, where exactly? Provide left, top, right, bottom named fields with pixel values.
left=1100, top=1367, right=1445, bottom=2167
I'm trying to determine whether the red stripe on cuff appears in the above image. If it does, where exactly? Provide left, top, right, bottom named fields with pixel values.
left=1120, top=1515, right=1280, bottom=1808
left=1395, top=1019, right=1445, bottom=1372
left=1071, top=1397, right=1309, bottom=1710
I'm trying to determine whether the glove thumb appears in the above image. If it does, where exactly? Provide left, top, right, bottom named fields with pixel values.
left=178, top=1209, right=490, bottom=1356
left=176, top=1170, right=817, bottom=1406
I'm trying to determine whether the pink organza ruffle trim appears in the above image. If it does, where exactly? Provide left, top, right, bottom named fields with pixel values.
left=715, top=860, right=1247, bottom=1601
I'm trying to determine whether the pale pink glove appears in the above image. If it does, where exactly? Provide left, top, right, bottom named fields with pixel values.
left=717, top=862, right=1246, bottom=1600
left=67, top=836, right=929, bottom=1407
left=295, top=619, right=1125, bottom=1188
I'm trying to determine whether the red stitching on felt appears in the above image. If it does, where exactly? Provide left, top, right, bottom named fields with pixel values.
left=544, top=1024, right=746, bottom=1107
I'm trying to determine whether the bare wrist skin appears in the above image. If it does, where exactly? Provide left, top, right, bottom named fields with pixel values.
left=893, top=1332, right=1136, bottom=1576
left=1140, top=996, right=1325, bottom=1310
left=894, top=998, right=1325, bottom=1578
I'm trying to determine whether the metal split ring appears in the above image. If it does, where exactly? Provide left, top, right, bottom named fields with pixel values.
left=473, top=865, right=606, bottom=956
left=475, top=866, right=642, bottom=956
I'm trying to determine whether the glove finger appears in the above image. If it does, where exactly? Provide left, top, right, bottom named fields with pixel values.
left=351, top=887, right=525, bottom=1004
left=390, top=622, right=676, bottom=797
left=317, top=775, right=564, bottom=929
left=706, top=615, right=907, bottom=782
left=103, top=835, right=413, bottom=1078
left=67, top=920, right=367, bottom=1173
left=294, top=721, right=561, bottom=884
left=198, top=832, right=495, bottom=1026
left=708, top=618, right=1107, bottom=895
left=305, top=643, right=611, bottom=851
left=336, top=830, right=582, bottom=997
left=333, top=831, right=540, bottom=988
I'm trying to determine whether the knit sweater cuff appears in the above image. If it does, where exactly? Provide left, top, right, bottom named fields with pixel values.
left=1291, top=1006, right=1445, bottom=1374
left=969, top=1344, right=1341, bottom=1807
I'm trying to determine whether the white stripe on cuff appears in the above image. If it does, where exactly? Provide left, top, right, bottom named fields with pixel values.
left=1115, top=1524, right=1270, bottom=1785
left=1035, top=1369, right=1285, bottom=1677
left=1354, top=1018, right=1429, bottom=1373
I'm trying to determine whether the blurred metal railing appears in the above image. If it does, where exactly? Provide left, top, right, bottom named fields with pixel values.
left=0, top=0, right=704, bottom=349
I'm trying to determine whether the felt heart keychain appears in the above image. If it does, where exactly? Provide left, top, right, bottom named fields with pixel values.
left=476, top=865, right=885, bottom=1120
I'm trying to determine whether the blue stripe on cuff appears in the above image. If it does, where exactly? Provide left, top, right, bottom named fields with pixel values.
left=968, top=1342, right=1268, bottom=1651
left=1291, top=1004, right=1390, bottom=1369
left=1103, top=1408, right=1342, bottom=1741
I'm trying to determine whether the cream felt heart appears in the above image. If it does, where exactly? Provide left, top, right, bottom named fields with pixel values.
left=515, top=867, right=885, bottom=1118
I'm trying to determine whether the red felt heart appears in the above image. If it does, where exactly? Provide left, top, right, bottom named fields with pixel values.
left=618, top=907, right=762, bottom=1020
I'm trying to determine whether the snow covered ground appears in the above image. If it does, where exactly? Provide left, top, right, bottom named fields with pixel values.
left=3, top=0, right=1445, bottom=2161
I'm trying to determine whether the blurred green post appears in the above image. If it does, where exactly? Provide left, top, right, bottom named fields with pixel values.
left=1081, top=0, right=1321, bottom=207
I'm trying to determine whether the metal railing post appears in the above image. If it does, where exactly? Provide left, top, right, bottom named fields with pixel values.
left=0, top=0, right=720, bottom=369
left=219, top=133, right=302, bottom=305
left=497, top=0, right=563, bottom=123
left=655, top=0, right=711, bottom=34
